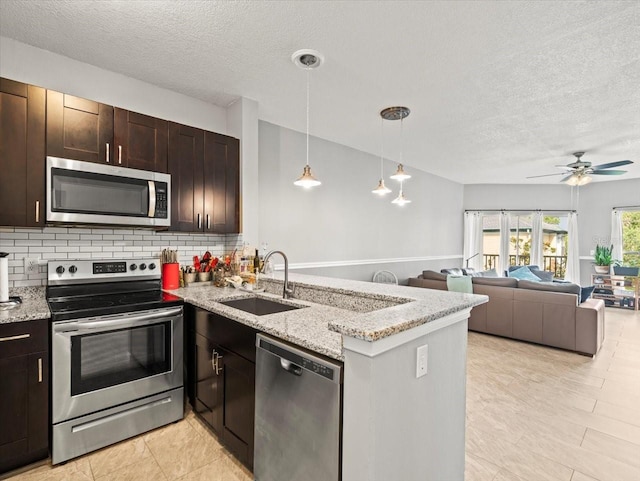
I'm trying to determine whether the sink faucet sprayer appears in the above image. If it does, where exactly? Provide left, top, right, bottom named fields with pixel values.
left=261, top=250, right=294, bottom=299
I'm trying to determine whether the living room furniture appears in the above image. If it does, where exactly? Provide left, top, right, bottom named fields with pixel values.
left=409, top=271, right=605, bottom=356
left=591, top=273, right=639, bottom=311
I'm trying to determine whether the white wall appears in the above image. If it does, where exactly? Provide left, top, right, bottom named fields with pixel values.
left=0, top=36, right=227, bottom=133
left=464, top=179, right=640, bottom=285
left=258, top=121, right=465, bottom=283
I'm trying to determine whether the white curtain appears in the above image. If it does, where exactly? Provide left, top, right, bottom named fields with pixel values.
left=498, top=211, right=511, bottom=276
left=565, top=212, right=580, bottom=284
left=611, top=209, right=623, bottom=262
left=530, top=211, right=544, bottom=268
left=463, top=211, right=484, bottom=272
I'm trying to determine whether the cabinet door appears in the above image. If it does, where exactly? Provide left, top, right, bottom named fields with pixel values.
left=204, top=132, right=240, bottom=233
left=168, top=123, right=204, bottom=231
left=0, top=353, right=29, bottom=470
left=193, top=333, right=223, bottom=434
left=219, top=346, right=255, bottom=470
left=0, top=79, right=45, bottom=227
left=46, top=90, right=113, bottom=164
left=114, top=108, right=168, bottom=172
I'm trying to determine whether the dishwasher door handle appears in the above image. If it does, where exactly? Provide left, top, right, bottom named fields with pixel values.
left=280, top=358, right=302, bottom=376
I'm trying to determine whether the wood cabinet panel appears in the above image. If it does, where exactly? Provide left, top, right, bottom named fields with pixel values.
left=194, top=333, right=222, bottom=433
left=168, top=123, right=204, bottom=232
left=0, top=79, right=45, bottom=227
left=114, top=108, right=168, bottom=172
left=46, top=90, right=113, bottom=164
left=0, top=320, right=49, bottom=474
left=204, top=132, right=240, bottom=233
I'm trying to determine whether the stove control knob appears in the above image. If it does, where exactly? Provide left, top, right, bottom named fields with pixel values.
left=130, top=264, right=137, bottom=271
left=56, top=266, right=65, bottom=275
left=148, top=263, right=156, bottom=270
left=139, top=263, right=147, bottom=271
left=69, top=265, right=78, bottom=274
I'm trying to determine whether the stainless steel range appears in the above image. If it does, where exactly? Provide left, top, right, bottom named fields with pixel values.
left=47, top=258, right=184, bottom=464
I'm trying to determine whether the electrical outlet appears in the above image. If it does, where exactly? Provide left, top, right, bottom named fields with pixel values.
left=416, top=344, right=428, bottom=378
left=24, top=257, right=40, bottom=274
left=590, top=249, right=595, bottom=256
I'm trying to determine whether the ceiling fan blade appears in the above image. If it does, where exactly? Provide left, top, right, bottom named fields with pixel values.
left=591, top=160, right=633, bottom=169
left=590, top=169, right=627, bottom=175
left=526, top=172, right=567, bottom=179
left=560, top=174, right=575, bottom=183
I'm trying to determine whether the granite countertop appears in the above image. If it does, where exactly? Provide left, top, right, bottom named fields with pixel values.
left=169, top=272, right=487, bottom=360
left=0, top=287, right=51, bottom=324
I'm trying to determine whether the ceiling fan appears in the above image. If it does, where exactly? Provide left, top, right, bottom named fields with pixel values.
left=527, top=152, right=634, bottom=186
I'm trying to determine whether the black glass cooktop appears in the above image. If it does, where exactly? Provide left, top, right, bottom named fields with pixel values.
left=47, top=280, right=182, bottom=322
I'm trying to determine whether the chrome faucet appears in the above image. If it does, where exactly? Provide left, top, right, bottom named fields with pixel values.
left=261, top=250, right=294, bottom=299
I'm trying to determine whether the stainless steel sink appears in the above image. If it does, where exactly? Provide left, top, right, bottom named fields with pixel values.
left=219, top=297, right=302, bottom=316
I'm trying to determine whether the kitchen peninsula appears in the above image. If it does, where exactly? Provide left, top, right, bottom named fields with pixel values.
left=171, top=272, right=487, bottom=481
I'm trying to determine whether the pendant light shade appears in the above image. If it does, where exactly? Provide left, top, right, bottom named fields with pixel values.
left=390, top=163, right=411, bottom=181
left=292, top=49, right=323, bottom=189
left=372, top=179, right=392, bottom=195
left=392, top=183, right=412, bottom=205
left=294, top=165, right=321, bottom=187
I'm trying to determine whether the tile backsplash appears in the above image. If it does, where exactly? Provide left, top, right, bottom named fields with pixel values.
left=0, top=227, right=243, bottom=288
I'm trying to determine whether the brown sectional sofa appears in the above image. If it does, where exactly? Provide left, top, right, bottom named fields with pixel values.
left=409, top=271, right=605, bottom=356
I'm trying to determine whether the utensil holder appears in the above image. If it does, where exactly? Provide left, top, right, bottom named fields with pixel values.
left=162, top=263, right=180, bottom=289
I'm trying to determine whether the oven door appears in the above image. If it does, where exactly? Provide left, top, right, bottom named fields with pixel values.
left=46, top=156, right=170, bottom=227
left=52, top=306, right=183, bottom=424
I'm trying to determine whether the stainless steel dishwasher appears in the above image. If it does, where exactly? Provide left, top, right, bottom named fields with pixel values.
left=255, top=334, right=343, bottom=481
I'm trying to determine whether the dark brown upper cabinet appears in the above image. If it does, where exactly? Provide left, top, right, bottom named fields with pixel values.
left=168, top=123, right=240, bottom=233
left=0, top=78, right=45, bottom=227
left=47, top=92, right=168, bottom=172
left=114, top=108, right=168, bottom=172
left=46, top=90, right=114, bottom=164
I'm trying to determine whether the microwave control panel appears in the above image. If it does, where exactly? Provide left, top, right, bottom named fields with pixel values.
left=155, top=183, right=168, bottom=219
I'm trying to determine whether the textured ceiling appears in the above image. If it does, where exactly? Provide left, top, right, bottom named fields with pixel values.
left=1, top=0, right=639, bottom=185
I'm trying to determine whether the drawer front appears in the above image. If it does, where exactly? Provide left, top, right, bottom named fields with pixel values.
left=194, top=308, right=257, bottom=363
left=0, top=319, right=48, bottom=360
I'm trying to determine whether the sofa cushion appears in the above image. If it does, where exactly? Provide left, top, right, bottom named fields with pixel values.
left=422, top=270, right=447, bottom=281
left=580, top=286, right=596, bottom=303
left=473, top=268, right=498, bottom=278
left=508, top=266, right=541, bottom=282
left=530, top=268, right=554, bottom=282
left=518, top=280, right=581, bottom=295
left=441, top=268, right=465, bottom=276
left=472, top=276, right=518, bottom=288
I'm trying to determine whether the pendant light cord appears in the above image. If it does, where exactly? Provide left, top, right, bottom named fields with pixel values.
left=400, top=117, right=404, bottom=165
left=380, top=118, right=384, bottom=177
left=306, top=68, right=310, bottom=167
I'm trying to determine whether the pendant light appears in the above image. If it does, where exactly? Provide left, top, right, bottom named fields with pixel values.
left=372, top=117, right=392, bottom=195
left=292, top=49, right=323, bottom=188
left=380, top=106, right=412, bottom=204
left=392, top=181, right=412, bottom=205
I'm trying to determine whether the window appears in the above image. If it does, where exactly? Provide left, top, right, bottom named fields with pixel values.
left=622, top=210, right=640, bottom=267
left=480, top=211, right=569, bottom=278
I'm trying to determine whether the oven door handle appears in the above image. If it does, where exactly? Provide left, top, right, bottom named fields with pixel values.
left=54, top=307, right=182, bottom=333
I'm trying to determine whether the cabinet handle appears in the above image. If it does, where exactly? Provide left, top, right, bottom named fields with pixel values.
left=197, top=213, right=202, bottom=229
left=106, top=143, right=110, bottom=163
left=215, top=353, right=223, bottom=375
left=0, top=334, right=31, bottom=342
left=38, top=358, right=43, bottom=383
left=0, top=333, right=30, bottom=342
left=118, top=145, right=122, bottom=164
left=211, top=348, right=217, bottom=372
left=206, top=214, right=210, bottom=230
left=35, top=200, right=40, bottom=223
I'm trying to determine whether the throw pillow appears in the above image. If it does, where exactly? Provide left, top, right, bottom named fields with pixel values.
left=530, top=268, right=554, bottom=282
left=580, top=286, right=596, bottom=303
left=478, top=268, right=498, bottom=277
left=508, top=266, right=541, bottom=282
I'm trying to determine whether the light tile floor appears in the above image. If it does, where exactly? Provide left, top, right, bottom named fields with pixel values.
left=4, top=307, right=639, bottom=481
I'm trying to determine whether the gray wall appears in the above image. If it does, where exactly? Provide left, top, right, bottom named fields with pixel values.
left=258, top=121, right=465, bottom=284
left=464, top=178, right=640, bottom=285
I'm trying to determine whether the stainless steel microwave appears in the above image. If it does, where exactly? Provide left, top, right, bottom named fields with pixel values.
left=46, top=157, right=171, bottom=228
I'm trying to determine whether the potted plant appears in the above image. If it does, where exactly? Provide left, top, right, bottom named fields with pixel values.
left=594, top=244, right=613, bottom=274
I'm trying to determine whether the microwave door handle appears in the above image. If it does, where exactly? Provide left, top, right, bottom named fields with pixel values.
left=148, top=181, right=156, bottom=217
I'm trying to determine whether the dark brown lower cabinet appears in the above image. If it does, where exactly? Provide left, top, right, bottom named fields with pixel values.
left=0, top=319, right=49, bottom=474
left=189, top=307, right=256, bottom=471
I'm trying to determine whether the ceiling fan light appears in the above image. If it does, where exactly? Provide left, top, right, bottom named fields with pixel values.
left=372, top=179, right=392, bottom=195
left=294, top=165, right=321, bottom=188
left=577, top=175, right=592, bottom=186
left=390, top=164, right=411, bottom=181
left=565, top=174, right=580, bottom=186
